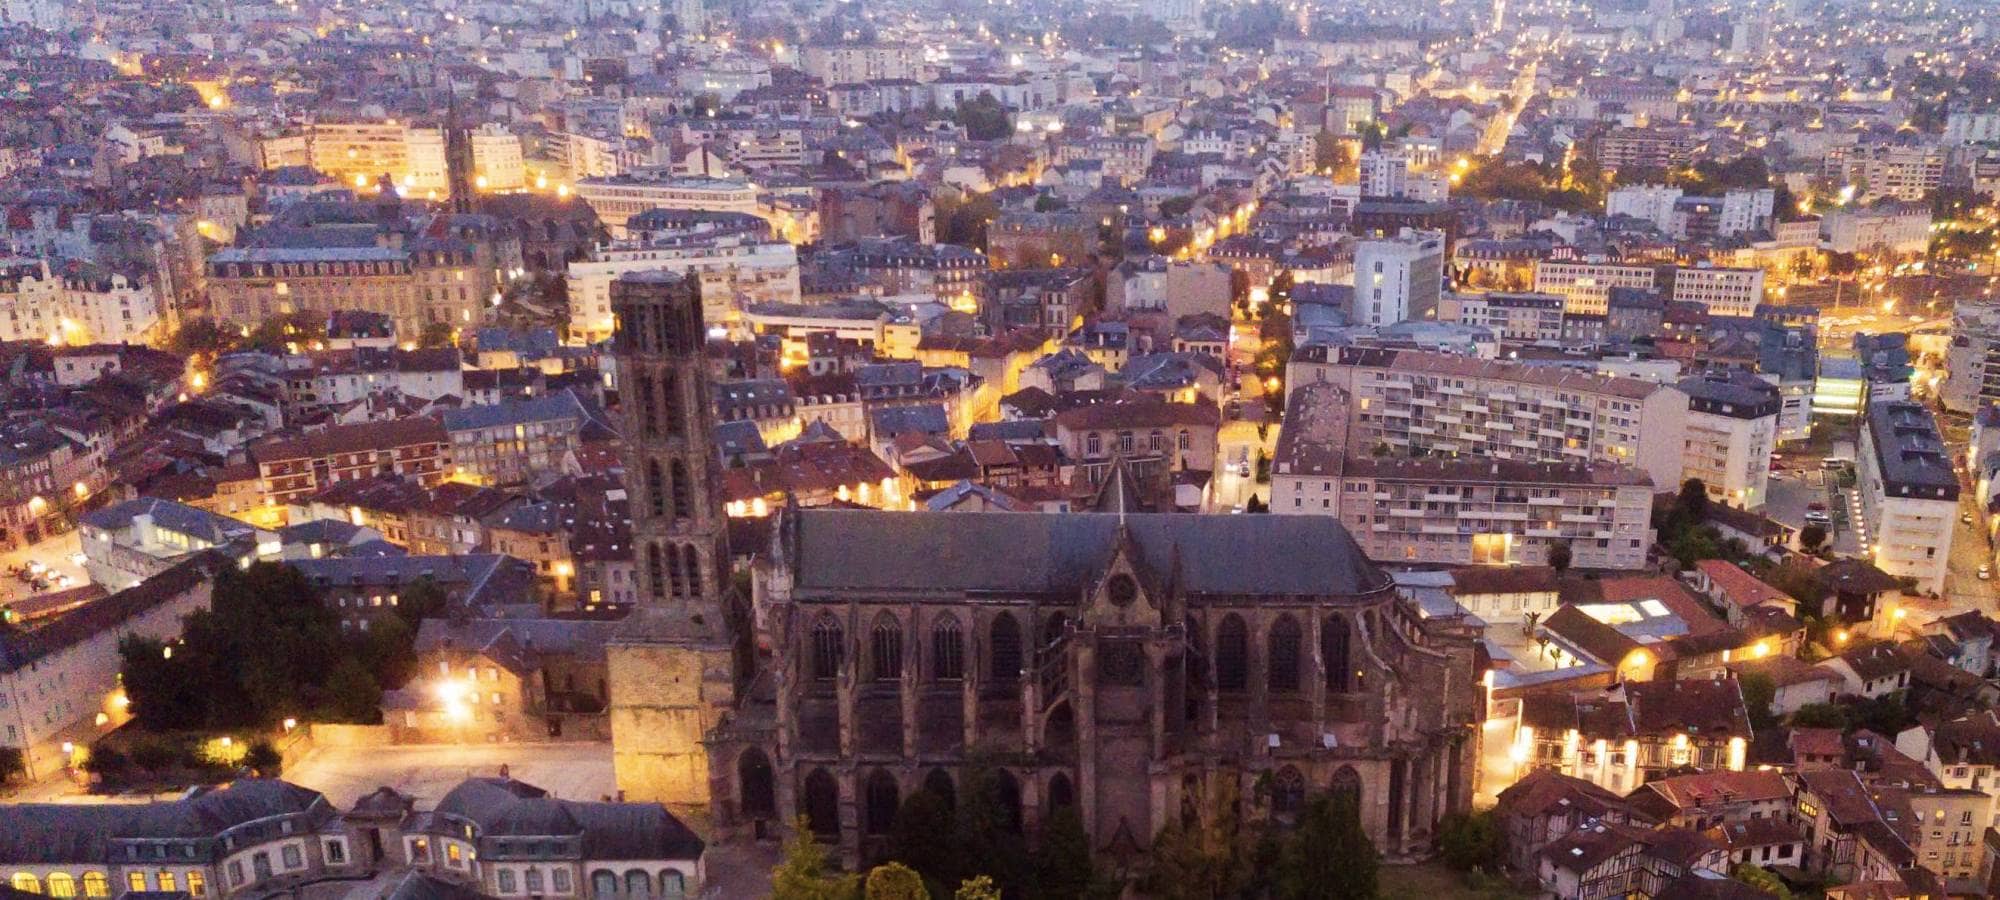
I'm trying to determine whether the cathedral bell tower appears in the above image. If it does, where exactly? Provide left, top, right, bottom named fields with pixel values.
left=606, top=270, right=737, bottom=807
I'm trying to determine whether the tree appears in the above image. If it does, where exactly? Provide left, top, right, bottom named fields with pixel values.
left=1547, top=541, right=1573, bottom=574
left=168, top=318, right=236, bottom=357
left=955, top=93, right=1013, bottom=141
left=1799, top=524, right=1828, bottom=553
left=418, top=321, right=456, bottom=349
left=773, top=817, right=861, bottom=900
left=955, top=765, right=1031, bottom=894
left=1276, top=792, right=1377, bottom=900
left=1144, top=777, right=1258, bottom=900
left=1788, top=703, right=1850, bottom=729
left=324, top=659, right=383, bottom=723
left=887, top=789, right=958, bottom=890
left=1677, top=479, right=1711, bottom=522
left=1731, top=863, right=1794, bottom=900
left=1034, top=807, right=1096, bottom=899
left=1159, top=196, right=1197, bottom=219
left=953, top=877, right=1001, bottom=900
left=1245, top=496, right=1269, bottom=513
left=1436, top=810, right=1504, bottom=874
left=864, top=863, right=927, bottom=900
left=244, top=740, right=282, bottom=775
left=1313, top=130, right=1351, bottom=176
left=1740, top=672, right=1778, bottom=732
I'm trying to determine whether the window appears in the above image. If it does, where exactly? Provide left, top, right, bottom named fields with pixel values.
left=811, top=615, right=845, bottom=680
left=931, top=617, right=964, bottom=681
left=990, top=613, right=1023, bottom=682
left=447, top=843, right=463, bottom=866
left=282, top=845, right=303, bottom=870
left=497, top=870, right=517, bottom=894
left=126, top=873, right=146, bottom=894
left=871, top=615, right=903, bottom=681
left=45, top=876, right=74, bottom=899
left=157, top=873, right=176, bottom=893
left=81, top=875, right=107, bottom=898
left=1215, top=614, right=1248, bottom=692
left=552, top=869, right=572, bottom=894
left=1268, top=615, right=1301, bottom=693
left=525, top=869, right=544, bottom=894
left=228, top=862, right=244, bottom=887
left=186, top=872, right=205, bottom=898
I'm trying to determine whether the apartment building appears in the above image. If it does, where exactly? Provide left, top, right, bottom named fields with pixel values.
left=1358, top=151, right=1448, bottom=202
left=1828, top=144, right=1945, bottom=203
left=1679, top=372, right=1780, bottom=510
left=565, top=237, right=800, bottom=342
left=1943, top=301, right=2000, bottom=414
left=574, top=174, right=761, bottom=235
left=440, top=390, right=603, bottom=486
left=1857, top=399, right=1958, bottom=595
left=1533, top=259, right=1659, bottom=315
left=799, top=43, right=927, bottom=84
left=1668, top=265, right=1765, bottom=318
left=1351, top=229, right=1445, bottom=325
left=248, top=417, right=452, bottom=509
left=205, top=246, right=487, bottom=334
left=1275, top=386, right=1654, bottom=568
left=1286, top=346, right=1689, bottom=491
left=1819, top=204, right=1932, bottom=256
left=1437, top=292, right=1565, bottom=343
left=1597, top=128, right=1699, bottom=171
left=0, top=259, right=167, bottom=346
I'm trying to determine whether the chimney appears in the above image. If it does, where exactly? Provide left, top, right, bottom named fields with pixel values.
left=498, top=763, right=510, bottom=778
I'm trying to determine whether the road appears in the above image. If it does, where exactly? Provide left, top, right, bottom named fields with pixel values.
left=0, top=530, right=87, bottom=608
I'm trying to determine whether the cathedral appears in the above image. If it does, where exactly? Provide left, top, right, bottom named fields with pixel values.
left=605, top=272, right=1487, bottom=867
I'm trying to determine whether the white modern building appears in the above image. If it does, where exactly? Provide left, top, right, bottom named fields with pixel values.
left=1679, top=372, right=1781, bottom=510
left=1669, top=265, right=1766, bottom=318
left=1857, top=399, right=1958, bottom=595
left=1351, top=228, right=1445, bottom=325
left=1606, top=184, right=1682, bottom=231
left=565, top=237, right=801, bottom=342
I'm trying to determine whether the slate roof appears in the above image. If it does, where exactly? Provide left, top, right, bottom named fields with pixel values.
left=79, top=497, right=257, bottom=545
left=0, top=779, right=329, bottom=864
left=783, top=509, right=1390, bottom=597
left=428, top=777, right=703, bottom=861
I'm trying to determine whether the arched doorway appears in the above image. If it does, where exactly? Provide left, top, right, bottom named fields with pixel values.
left=738, top=747, right=776, bottom=820
left=1047, top=772, right=1076, bottom=815
left=803, top=768, right=841, bottom=839
left=924, top=768, right=957, bottom=813
left=864, top=769, right=900, bottom=836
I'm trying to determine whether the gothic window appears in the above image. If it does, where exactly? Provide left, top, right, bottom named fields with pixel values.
left=667, top=545, right=686, bottom=597
left=738, top=748, right=777, bottom=819
left=1048, top=772, right=1076, bottom=814
left=993, top=769, right=1024, bottom=834
left=682, top=544, right=702, bottom=597
left=656, top=304, right=681, bottom=356
left=990, top=613, right=1023, bottom=682
left=670, top=459, right=692, bottom=520
left=633, top=372, right=657, bottom=437
left=1269, top=614, right=1302, bottom=694
left=1323, top=615, right=1353, bottom=693
left=663, top=372, right=685, bottom=437
left=803, top=769, right=841, bottom=838
left=646, top=459, right=666, bottom=520
left=811, top=614, right=845, bottom=681
left=646, top=543, right=666, bottom=600
left=1273, top=766, right=1306, bottom=817
left=871, top=614, right=904, bottom=681
left=1215, top=614, right=1248, bottom=692
left=1042, top=612, right=1069, bottom=650
left=931, top=617, right=964, bottom=681
left=1331, top=765, right=1363, bottom=806
left=864, top=769, right=900, bottom=835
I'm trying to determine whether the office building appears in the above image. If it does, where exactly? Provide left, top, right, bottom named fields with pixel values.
left=1533, top=259, right=1659, bottom=315
left=1668, top=265, right=1765, bottom=318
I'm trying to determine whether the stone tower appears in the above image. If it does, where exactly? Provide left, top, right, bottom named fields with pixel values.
left=606, top=270, right=737, bottom=807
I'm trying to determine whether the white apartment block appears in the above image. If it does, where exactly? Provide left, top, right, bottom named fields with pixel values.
left=1286, top=345, right=1690, bottom=491
left=1858, top=400, right=1958, bottom=595
left=0, top=259, right=168, bottom=346
left=1819, top=205, right=1933, bottom=256
left=1532, top=259, right=1658, bottom=315
left=1719, top=188, right=1776, bottom=237
left=574, top=174, right=761, bottom=235
left=1436, top=292, right=1565, bottom=343
left=1274, top=383, right=1655, bottom=569
left=1669, top=265, right=1765, bottom=317
left=1944, top=112, right=2000, bottom=145
left=1679, top=373, right=1781, bottom=510
left=1351, top=229, right=1445, bottom=325
left=1358, top=151, right=1448, bottom=202
left=1944, top=302, right=2000, bottom=414
left=1606, top=184, right=1682, bottom=231
left=566, top=237, right=801, bottom=342
left=799, top=43, right=927, bottom=84
left=1829, top=144, right=1945, bottom=203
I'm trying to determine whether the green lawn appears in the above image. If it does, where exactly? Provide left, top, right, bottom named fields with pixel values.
left=1378, top=862, right=1532, bottom=900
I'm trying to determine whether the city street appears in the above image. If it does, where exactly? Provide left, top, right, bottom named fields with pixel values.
left=0, top=530, right=87, bottom=608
